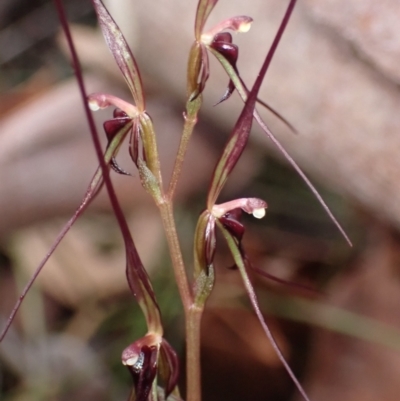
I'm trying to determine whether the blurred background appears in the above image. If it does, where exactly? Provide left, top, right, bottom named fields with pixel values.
left=1, top=0, right=400, bottom=400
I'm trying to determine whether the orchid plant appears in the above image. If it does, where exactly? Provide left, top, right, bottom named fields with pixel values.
left=0, top=0, right=352, bottom=400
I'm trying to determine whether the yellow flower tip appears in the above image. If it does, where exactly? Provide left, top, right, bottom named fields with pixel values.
left=88, top=98, right=101, bottom=111
left=238, top=20, right=252, bottom=33
left=252, top=208, right=266, bottom=219
left=123, top=357, right=137, bottom=366
left=200, top=33, right=214, bottom=46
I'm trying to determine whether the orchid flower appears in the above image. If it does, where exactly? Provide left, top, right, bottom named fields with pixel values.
left=187, top=0, right=252, bottom=101
left=89, top=0, right=163, bottom=200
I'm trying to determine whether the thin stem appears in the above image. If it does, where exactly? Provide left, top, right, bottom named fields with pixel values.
left=167, top=97, right=202, bottom=200
left=186, top=306, right=203, bottom=401
left=158, top=202, right=192, bottom=311
left=158, top=199, right=203, bottom=401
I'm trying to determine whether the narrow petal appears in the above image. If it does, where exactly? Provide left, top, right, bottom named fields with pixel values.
left=251, top=264, right=321, bottom=295
left=104, top=118, right=133, bottom=175
left=206, top=1, right=351, bottom=245
left=207, top=0, right=298, bottom=209
left=0, top=120, right=131, bottom=341
left=210, top=47, right=351, bottom=245
left=216, top=220, right=312, bottom=401
left=125, top=237, right=162, bottom=333
left=199, top=45, right=210, bottom=97
left=194, top=211, right=216, bottom=277
left=110, top=158, right=131, bottom=175
left=159, top=339, right=180, bottom=398
left=187, top=42, right=203, bottom=99
left=194, top=0, right=219, bottom=40
left=91, top=0, right=145, bottom=110
left=210, top=39, right=238, bottom=104
left=187, top=43, right=210, bottom=101
left=206, top=104, right=254, bottom=209
left=138, top=113, right=163, bottom=188
left=129, top=120, right=141, bottom=166
left=256, top=97, right=298, bottom=134
left=193, top=211, right=216, bottom=306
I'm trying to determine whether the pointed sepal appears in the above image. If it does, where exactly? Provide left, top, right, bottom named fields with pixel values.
left=159, top=339, right=180, bottom=399
left=193, top=211, right=216, bottom=306
left=194, top=0, right=219, bottom=40
left=125, top=236, right=162, bottom=334
left=216, top=219, right=312, bottom=401
left=91, top=0, right=145, bottom=110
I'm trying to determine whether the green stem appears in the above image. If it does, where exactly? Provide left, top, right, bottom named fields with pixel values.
left=167, top=97, right=202, bottom=200
left=159, top=201, right=192, bottom=311
left=158, top=199, right=204, bottom=401
left=160, top=96, right=203, bottom=401
left=186, top=305, right=203, bottom=401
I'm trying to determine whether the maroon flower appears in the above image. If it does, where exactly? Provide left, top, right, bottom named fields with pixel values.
left=89, top=0, right=163, bottom=194
left=122, top=334, right=180, bottom=401
left=187, top=0, right=252, bottom=100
